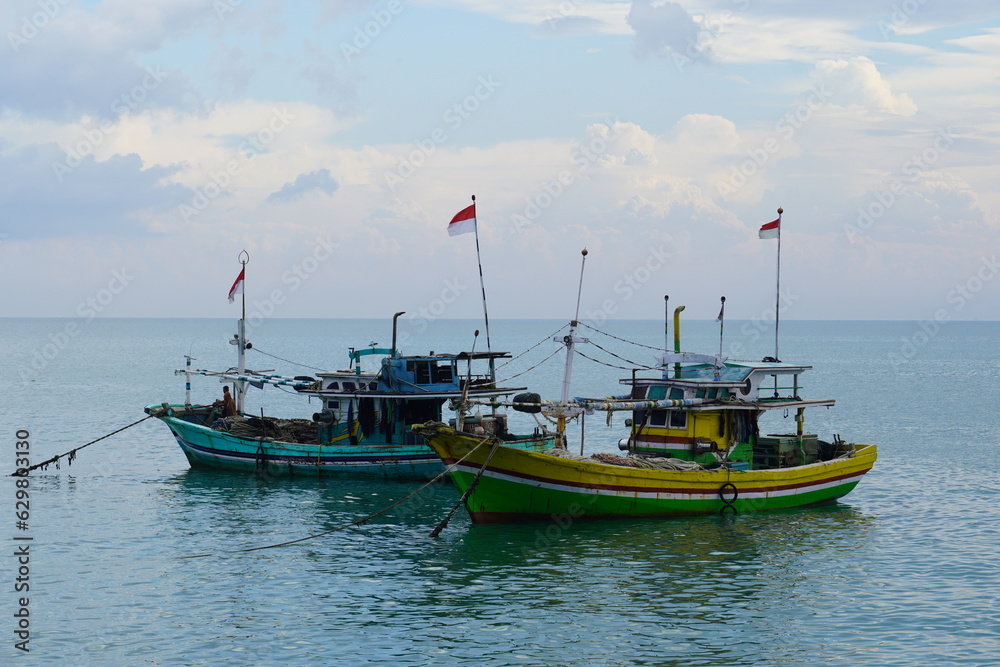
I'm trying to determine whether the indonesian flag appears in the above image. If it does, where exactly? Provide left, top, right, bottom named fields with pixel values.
left=228, top=267, right=245, bottom=303
left=448, top=203, right=477, bottom=236
left=758, top=218, right=780, bottom=239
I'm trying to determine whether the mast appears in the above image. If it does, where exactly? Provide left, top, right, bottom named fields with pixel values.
left=717, top=296, right=726, bottom=358
left=673, top=305, right=685, bottom=378
left=663, top=295, right=669, bottom=355
left=554, top=249, right=589, bottom=442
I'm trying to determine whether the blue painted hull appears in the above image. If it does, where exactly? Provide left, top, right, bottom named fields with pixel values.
left=152, top=408, right=555, bottom=481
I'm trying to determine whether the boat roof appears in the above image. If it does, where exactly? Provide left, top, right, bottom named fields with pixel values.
left=628, top=358, right=813, bottom=388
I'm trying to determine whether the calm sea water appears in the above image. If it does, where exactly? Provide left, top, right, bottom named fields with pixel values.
left=1, top=317, right=998, bottom=666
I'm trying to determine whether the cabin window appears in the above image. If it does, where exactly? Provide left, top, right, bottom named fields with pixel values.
left=327, top=401, right=340, bottom=409
left=649, top=410, right=667, bottom=427
left=695, top=388, right=706, bottom=399
left=669, top=388, right=684, bottom=401
left=343, top=382, right=356, bottom=391
left=369, top=382, right=377, bottom=390
left=669, top=410, right=688, bottom=429
left=631, top=386, right=647, bottom=400
left=707, top=388, right=718, bottom=399
left=406, top=361, right=434, bottom=384
left=433, top=363, right=454, bottom=383
left=326, top=382, right=339, bottom=390
left=647, top=386, right=667, bottom=400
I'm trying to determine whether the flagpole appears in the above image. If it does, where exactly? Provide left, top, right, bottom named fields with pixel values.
left=236, top=250, right=249, bottom=415
left=470, top=195, right=494, bottom=379
left=773, top=207, right=782, bottom=362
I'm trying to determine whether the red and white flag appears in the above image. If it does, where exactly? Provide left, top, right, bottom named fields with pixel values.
left=758, top=218, right=780, bottom=239
left=228, top=267, right=245, bottom=303
left=448, top=203, right=477, bottom=236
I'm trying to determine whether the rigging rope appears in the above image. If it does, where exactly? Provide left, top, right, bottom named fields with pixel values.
left=9, top=415, right=155, bottom=476
left=578, top=322, right=665, bottom=351
left=586, top=339, right=659, bottom=370
left=495, top=347, right=563, bottom=385
left=249, top=346, right=326, bottom=372
left=574, top=348, right=645, bottom=372
left=179, top=434, right=492, bottom=558
left=494, top=323, right=569, bottom=371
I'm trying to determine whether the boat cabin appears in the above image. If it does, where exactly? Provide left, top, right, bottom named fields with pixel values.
left=619, top=354, right=835, bottom=469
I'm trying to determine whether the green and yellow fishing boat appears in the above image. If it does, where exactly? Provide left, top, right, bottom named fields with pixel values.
left=416, top=267, right=876, bottom=522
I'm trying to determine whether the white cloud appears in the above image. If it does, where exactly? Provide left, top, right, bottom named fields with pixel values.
left=812, top=56, right=917, bottom=116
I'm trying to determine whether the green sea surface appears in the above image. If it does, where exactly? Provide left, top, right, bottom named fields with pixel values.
left=1, top=317, right=997, bottom=666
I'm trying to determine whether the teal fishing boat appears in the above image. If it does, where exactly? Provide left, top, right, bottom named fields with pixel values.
left=146, top=256, right=555, bottom=479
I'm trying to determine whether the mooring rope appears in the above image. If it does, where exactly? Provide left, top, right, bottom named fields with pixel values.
left=179, top=434, right=492, bottom=559
left=428, top=438, right=501, bottom=537
left=9, top=415, right=155, bottom=477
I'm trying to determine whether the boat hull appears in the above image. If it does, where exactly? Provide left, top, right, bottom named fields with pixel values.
left=153, top=409, right=554, bottom=480
left=418, top=424, right=878, bottom=522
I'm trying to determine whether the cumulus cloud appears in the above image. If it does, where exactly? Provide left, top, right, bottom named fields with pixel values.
left=812, top=56, right=917, bottom=116
left=0, top=143, right=192, bottom=238
left=627, top=0, right=702, bottom=61
left=0, top=1, right=207, bottom=120
left=266, top=169, right=340, bottom=203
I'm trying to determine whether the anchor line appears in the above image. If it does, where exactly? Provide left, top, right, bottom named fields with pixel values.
left=179, top=434, right=493, bottom=558
left=429, top=438, right=501, bottom=537
left=9, top=415, right=154, bottom=477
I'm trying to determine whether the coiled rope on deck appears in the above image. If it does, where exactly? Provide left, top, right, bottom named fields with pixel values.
left=179, top=434, right=493, bottom=559
left=9, top=415, right=154, bottom=477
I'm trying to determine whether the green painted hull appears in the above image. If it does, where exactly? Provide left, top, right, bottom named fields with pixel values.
left=418, top=424, right=877, bottom=523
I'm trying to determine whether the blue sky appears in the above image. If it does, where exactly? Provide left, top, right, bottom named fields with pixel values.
left=1, top=0, right=998, bottom=323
